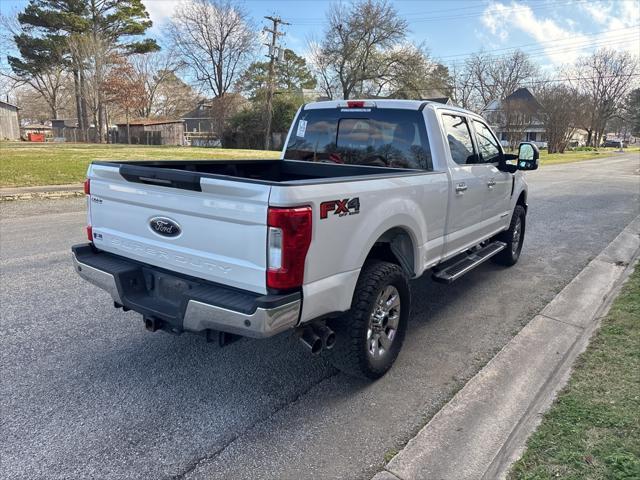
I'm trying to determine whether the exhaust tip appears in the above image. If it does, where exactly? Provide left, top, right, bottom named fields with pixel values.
left=310, top=338, right=322, bottom=355
left=324, top=331, right=336, bottom=350
left=316, top=324, right=336, bottom=350
left=300, top=327, right=322, bottom=355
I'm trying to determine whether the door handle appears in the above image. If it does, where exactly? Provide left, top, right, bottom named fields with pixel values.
left=455, top=182, right=468, bottom=193
left=487, top=178, right=496, bottom=188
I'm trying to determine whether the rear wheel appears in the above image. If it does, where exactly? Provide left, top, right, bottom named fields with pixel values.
left=492, top=205, right=526, bottom=266
left=328, top=261, right=410, bottom=379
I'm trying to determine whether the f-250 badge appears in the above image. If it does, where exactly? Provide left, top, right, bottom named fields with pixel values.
left=320, top=198, right=360, bottom=219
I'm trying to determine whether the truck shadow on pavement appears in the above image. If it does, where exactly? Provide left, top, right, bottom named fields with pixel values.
left=75, top=259, right=513, bottom=401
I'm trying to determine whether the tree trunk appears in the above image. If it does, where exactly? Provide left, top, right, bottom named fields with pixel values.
left=80, top=70, right=90, bottom=142
left=126, top=109, right=131, bottom=145
left=73, top=69, right=85, bottom=142
left=98, top=100, right=104, bottom=143
left=105, top=107, right=110, bottom=144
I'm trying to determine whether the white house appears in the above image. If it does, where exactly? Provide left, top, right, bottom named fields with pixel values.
left=481, top=87, right=547, bottom=149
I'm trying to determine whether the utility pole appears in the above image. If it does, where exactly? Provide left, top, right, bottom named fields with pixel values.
left=263, top=15, right=289, bottom=150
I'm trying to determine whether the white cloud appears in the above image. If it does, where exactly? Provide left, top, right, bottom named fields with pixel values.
left=581, top=2, right=613, bottom=25
left=142, top=0, right=178, bottom=27
left=481, top=1, right=640, bottom=67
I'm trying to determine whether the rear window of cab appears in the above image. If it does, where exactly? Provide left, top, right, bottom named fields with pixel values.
left=285, top=107, right=432, bottom=170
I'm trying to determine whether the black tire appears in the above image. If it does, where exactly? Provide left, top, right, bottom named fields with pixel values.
left=492, top=205, right=526, bottom=266
left=328, top=261, right=410, bottom=379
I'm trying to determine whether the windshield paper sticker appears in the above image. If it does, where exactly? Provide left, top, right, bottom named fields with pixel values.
left=296, top=120, right=307, bottom=137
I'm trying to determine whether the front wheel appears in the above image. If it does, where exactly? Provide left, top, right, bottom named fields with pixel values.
left=328, top=261, right=410, bottom=379
left=492, top=205, right=526, bottom=266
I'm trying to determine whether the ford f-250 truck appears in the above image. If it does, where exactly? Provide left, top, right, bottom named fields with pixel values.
left=72, top=99, right=539, bottom=379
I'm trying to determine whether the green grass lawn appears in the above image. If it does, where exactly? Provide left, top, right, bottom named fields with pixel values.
left=509, top=267, right=640, bottom=480
left=539, top=147, right=640, bottom=166
left=0, top=142, right=280, bottom=187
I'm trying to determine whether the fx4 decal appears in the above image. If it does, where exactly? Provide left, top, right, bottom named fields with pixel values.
left=320, top=198, right=360, bottom=219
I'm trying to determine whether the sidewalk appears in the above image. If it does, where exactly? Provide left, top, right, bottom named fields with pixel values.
left=0, top=183, right=83, bottom=201
left=373, top=216, right=640, bottom=480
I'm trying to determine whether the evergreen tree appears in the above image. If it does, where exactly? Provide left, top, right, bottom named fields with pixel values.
left=237, top=49, right=316, bottom=99
left=8, top=0, right=158, bottom=141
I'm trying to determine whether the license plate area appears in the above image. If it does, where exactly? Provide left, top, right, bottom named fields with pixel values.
left=141, top=267, right=192, bottom=307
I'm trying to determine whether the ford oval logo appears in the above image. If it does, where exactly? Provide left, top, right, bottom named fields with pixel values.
left=149, top=217, right=181, bottom=237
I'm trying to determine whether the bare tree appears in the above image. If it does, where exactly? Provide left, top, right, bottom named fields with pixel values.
left=167, top=0, right=256, bottom=98
left=367, top=45, right=452, bottom=99
left=146, top=71, right=199, bottom=119
left=68, top=32, right=116, bottom=142
left=130, top=51, right=187, bottom=118
left=451, top=62, right=475, bottom=110
left=489, top=51, right=538, bottom=104
left=309, top=40, right=339, bottom=99
left=11, top=81, right=76, bottom=124
left=103, top=57, right=146, bottom=144
left=536, top=83, right=579, bottom=153
left=571, top=48, right=638, bottom=146
left=312, top=0, right=408, bottom=99
left=452, top=50, right=538, bottom=112
left=1, top=13, right=69, bottom=120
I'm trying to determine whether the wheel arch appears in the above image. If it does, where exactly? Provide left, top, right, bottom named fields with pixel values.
left=363, top=226, right=418, bottom=277
left=516, top=189, right=527, bottom=213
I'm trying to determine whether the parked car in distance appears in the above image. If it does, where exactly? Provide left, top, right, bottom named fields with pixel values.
left=72, top=99, right=539, bottom=379
left=602, top=139, right=623, bottom=148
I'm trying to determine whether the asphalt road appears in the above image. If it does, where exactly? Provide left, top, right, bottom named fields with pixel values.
left=1, top=153, right=639, bottom=480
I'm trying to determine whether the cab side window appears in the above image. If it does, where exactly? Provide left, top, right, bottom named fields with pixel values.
left=472, top=120, right=502, bottom=164
left=442, top=114, right=476, bottom=165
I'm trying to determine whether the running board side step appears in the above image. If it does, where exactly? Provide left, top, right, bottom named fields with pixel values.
left=432, top=241, right=506, bottom=284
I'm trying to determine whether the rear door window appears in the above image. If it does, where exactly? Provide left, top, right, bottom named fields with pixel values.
left=442, top=114, right=476, bottom=165
left=285, top=108, right=432, bottom=170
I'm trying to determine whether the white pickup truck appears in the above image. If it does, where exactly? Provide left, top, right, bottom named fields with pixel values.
left=72, top=99, right=539, bottom=379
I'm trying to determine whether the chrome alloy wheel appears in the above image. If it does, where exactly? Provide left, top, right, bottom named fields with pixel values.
left=512, top=217, right=522, bottom=255
left=367, top=285, right=401, bottom=358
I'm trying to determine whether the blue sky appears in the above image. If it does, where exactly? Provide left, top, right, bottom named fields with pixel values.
left=1, top=0, right=639, bottom=73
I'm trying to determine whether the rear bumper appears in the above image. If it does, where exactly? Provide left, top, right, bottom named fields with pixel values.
left=71, top=244, right=301, bottom=338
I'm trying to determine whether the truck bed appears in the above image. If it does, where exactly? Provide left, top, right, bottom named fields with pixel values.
left=94, top=159, right=422, bottom=190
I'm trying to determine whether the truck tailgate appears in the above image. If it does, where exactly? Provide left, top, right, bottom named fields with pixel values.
left=87, top=163, right=271, bottom=294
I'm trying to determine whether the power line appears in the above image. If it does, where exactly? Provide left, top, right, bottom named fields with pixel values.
left=289, top=0, right=594, bottom=25
left=444, top=30, right=640, bottom=69
left=413, top=73, right=640, bottom=93
left=303, top=73, right=640, bottom=100
left=438, top=25, right=640, bottom=61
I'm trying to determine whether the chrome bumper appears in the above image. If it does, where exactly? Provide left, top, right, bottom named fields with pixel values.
left=182, top=298, right=300, bottom=338
left=72, top=251, right=300, bottom=338
left=72, top=253, right=123, bottom=304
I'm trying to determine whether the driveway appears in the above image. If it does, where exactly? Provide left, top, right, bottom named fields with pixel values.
left=1, top=153, right=638, bottom=479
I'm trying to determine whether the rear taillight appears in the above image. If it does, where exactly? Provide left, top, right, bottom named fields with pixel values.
left=267, top=206, right=312, bottom=290
left=84, top=179, right=92, bottom=241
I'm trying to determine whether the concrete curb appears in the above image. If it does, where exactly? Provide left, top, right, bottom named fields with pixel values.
left=0, top=184, right=83, bottom=201
left=373, top=215, right=640, bottom=480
